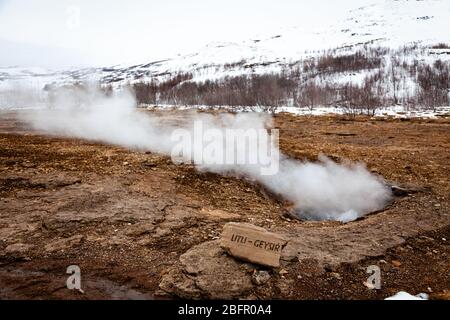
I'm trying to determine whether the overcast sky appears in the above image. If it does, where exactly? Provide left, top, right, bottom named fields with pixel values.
left=0, top=0, right=376, bottom=68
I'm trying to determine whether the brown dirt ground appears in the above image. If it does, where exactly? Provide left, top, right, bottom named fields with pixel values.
left=0, top=110, right=448, bottom=300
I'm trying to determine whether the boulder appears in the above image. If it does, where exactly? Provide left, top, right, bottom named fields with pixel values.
left=159, top=240, right=254, bottom=299
left=220, top=222, right=288, bottom=267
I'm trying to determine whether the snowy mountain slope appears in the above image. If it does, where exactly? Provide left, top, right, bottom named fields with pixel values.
left=0, top=0, right=449, bottom=108
left=111, top=0, right=450, bottom=84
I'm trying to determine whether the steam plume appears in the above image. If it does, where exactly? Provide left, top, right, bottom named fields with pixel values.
left=19, top=85, right=392, bottom=222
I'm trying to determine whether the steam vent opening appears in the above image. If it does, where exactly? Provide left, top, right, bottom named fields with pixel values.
left=253, top=155, right=396, bottom=224
left=278, top=181, right=419, bottom=223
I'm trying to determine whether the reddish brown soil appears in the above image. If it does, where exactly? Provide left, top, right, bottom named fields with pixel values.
left=0, top=111, right=448, bottom=300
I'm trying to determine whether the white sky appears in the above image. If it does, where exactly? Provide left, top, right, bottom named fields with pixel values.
left=0, top=0, right=376, bottom=68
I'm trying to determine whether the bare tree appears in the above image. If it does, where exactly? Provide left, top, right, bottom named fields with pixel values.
left=296, top=82, right=319, bottom=112
left=390, top=56, right=400, bottom=105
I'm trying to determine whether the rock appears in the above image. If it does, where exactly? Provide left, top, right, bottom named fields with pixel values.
left=141, top=161, right=157, bottom=168
left=279, top=269, right=288, bottom=275
left=281, top=242, right=299, bottom=262
left=125, top=223, right=156, bottom=237
left=159, top=268, right=202, bottom=299
left=391, top=184, right=422, bottom=197
left=5, top=243, right=34, bottom=257
left=199, top=208, right=241, bottom=221
left=44, top=235, right=84, bottom=253
left=363, top=280, right=376, bottom=290
left=391, top=260, right=402, bottom=268
left=330, top=272, right=342, bottom=280
left=276, top=279, right=294, bottom=296
left=159, top=240, right=254, bottom=299
left=252, top=270, right=271, bottom=286
left=220, top=223, right=288, bottom=268
left=391, top=186, right=410, bottom=196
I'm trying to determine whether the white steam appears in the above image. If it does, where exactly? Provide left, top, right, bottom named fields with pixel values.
left=19, top=86, right=392, bottom=222
left=260, top=156, right=391, bottom=222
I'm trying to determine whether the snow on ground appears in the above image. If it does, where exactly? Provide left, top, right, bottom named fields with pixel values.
left=142, top=104, right=450, bottom=119
left=385, top=291, right=429, bottom=300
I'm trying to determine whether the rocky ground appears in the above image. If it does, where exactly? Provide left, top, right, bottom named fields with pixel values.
left=0, top=111, right=449, bottom=300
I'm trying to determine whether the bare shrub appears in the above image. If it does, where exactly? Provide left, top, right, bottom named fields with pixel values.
left=126, top=45, right=448, bottom=113
left=431, top=43, right=450, bottom=49
left=417, top=60, right=449, bottom=110
left=317, top=51, right=382, bottom=74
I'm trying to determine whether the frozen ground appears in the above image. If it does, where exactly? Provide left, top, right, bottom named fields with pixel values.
left=143, top=104, right=450, bottom=119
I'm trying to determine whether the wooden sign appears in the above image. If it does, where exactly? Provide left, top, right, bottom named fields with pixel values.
left=220, top=222, right=287, bottom=268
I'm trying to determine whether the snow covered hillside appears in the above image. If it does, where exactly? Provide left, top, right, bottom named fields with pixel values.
left=0, top=0, right=449, bottom=111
